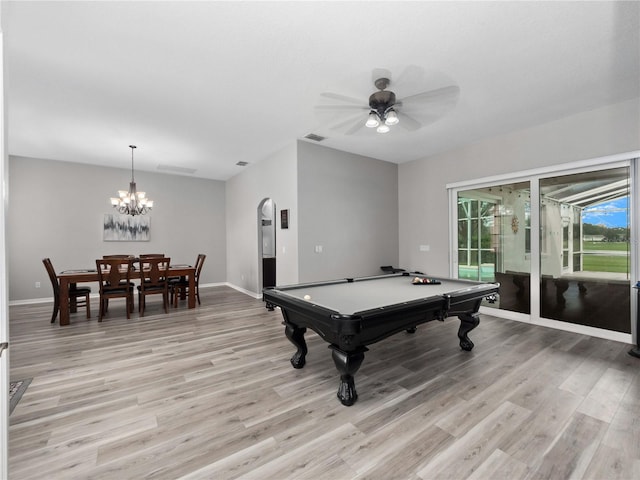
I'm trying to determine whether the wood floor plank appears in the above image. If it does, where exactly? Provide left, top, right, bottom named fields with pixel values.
left=468, top=448, right=531, bottom=480
left=576, top=366, right=635, bottom=423
left=528, top=412, right=609, bottom=480
left=417, top=400, right=532, bottom=479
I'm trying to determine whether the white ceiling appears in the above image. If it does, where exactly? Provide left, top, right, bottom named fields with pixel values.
left=4, top=1, right=639, bottom=181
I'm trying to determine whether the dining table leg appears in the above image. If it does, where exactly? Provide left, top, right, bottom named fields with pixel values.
left=188, top=274, right=196, bottom=309
left=69, top=283, right=79, bottom=313
left=58, top=277, right=71, bottom=326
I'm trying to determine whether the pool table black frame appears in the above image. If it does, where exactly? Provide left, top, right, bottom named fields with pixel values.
left=263, top=273, right=499, bottom=406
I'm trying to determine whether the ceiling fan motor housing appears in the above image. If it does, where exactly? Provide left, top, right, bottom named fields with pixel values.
left=369, top=90, right=396, bottom=118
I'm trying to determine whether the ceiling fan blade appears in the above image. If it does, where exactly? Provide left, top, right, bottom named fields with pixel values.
left=324, top=111, right=366, bottom=133
left=397, top=85, right=460, bottom=106
left=315, top=104, right=369, bottom=111
left=343, top=118, right=366, bottom=135
left=320, top=92, right=366, bottom=106
left=396, top=111, right=422, bottom=131
left=391, top=65, right=424, bottom=89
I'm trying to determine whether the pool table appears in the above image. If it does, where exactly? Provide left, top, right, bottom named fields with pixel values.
left=263, top=273, right=499, bottom=406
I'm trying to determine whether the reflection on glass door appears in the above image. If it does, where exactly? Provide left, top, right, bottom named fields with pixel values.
left=457, top=198, right=496, bottom=282
left=458, top=182, right=531, bottom=314
left=539, top=167, right=631, bottom=333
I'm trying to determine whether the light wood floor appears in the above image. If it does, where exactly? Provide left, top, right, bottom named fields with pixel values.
left=8, top=286, right=640, bottom=479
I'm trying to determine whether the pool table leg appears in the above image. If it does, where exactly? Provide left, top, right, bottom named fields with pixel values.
left=457, top=313, right=480, bottom=351
left=284, top=323, right=308, bottom=368
left=330, top=346, right=367, bottom=406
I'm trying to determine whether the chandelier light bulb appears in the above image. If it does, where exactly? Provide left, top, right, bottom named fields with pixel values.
left=377, top=124, right=390, bottom=133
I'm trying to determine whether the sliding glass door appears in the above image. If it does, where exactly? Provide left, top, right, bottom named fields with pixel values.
left=539, top=167, right=631, bottom=333
left=452, top=159, right=634, bottom=335
left=457, top=182, right=531, bottom=314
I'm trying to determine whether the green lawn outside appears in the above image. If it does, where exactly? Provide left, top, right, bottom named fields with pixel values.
left=583, top=255, right=629, bottom=273
left=583, top=241, right=629, bottom=252
left=459, top=242, right=630, bottom=276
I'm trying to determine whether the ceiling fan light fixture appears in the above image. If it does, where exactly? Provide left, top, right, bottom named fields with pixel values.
left=376, top=124, right=390, bottom=134
left=384, top=109, right=399, bottom=126
left=365, top=111, right=379, bottom=128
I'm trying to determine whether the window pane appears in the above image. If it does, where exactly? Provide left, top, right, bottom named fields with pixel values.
left=470, top=219, right=479, bottom=246
left=458, top=199, right=469, bottom=219
left=458, top=220, right=469, bottom=248
left=470, top=200, right=478, bottom=218
left=480, top=217, right=493, bottom=249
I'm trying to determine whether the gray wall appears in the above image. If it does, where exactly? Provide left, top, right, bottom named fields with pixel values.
left=297, top=141, right=399, bottom=282
left=10, top=98, right=637, bottom=301
left=398, top=98, right=640, bottom=276
left=225, top=143, right=298, bottom=294
left=8, top=156, right=226, bottom=302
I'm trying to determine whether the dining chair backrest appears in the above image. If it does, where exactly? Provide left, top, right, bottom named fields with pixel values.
left=138, top=257, right=171, bottom=287
left=194, top=253, right=206, bottom=283
left=43, top=257, right=92, bottom=323
left=96, top=257, right=133, bottom=291
left=169, top=253, right=206, bottom=308
left=42, top=257, right=60, bottom=297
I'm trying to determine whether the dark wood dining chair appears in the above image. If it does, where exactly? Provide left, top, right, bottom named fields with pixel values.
left=137, top=256, right=171, bottom=316
left=43, top=258, right=91, bottom=323
left=170, top=253, right=206, bottom=307
left=96, top=257, right=134, bottom=321
left=102, top=255, right=136, bottom=289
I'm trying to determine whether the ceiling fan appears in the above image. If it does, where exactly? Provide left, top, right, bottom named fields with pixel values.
left=316, top=69, right=460, bottom=135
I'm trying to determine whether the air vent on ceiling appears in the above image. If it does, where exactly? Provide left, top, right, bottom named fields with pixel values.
left=304, top=133, right=326, bottom=142
left=157, top=164, right=197, bottom=174
left=236, top=161, right=249, bottom=166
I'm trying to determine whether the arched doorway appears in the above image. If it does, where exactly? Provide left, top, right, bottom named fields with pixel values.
left=258, top=198, right=276, bottom=293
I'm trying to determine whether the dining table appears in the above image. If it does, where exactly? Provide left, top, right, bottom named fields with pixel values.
left=57, top=264, right=197, bottom=326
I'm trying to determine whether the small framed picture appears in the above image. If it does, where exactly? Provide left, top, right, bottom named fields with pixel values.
left=280, top=209, right=289, bottom=229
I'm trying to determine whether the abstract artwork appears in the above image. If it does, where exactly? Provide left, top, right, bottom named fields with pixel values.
left=103, top=213, right=150, bottom=241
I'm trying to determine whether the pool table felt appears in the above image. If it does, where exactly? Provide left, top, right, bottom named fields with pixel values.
left=280, top=276, right=487, bottom=315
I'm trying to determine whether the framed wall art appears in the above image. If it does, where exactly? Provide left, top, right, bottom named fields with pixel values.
left=103, top=213, right=150, bottom=241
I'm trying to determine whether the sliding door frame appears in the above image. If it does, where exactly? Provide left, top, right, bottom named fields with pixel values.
left=447, top=151, right=639, bottom=344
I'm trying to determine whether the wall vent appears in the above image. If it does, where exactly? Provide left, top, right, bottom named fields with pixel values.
left=304, top=133, right=326, bottom=142
left=236, top=161, right=249, bottom=166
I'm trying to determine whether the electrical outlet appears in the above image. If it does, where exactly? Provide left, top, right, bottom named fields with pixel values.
left=35, top=282, right=41, bottom=288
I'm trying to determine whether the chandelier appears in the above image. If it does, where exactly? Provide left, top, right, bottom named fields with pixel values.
left=110, top=145, right=153, bottom=216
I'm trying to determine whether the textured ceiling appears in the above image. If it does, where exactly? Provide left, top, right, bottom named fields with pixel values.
left=4, top=1, right=639, bottom=180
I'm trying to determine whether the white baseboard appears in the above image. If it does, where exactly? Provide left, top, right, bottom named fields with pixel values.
left=10, top=282, right=230, bottom=307
left=479, top=305, right=633, bottom=344
left=223, top=283, right=261, bottom=299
